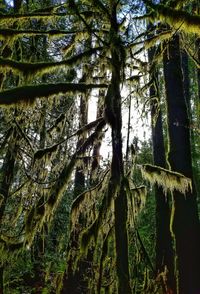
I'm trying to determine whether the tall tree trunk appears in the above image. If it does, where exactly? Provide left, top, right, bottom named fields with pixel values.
left=148, top=28, right=175, bottom=290
left=163, top=33, right=200, bottom=294
left=105, top=2, right=131, bottom=293
left=149, top=57, right=175, bottom=292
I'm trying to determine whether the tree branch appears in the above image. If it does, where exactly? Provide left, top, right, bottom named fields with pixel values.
left=0, top=83, right=107, bottom=105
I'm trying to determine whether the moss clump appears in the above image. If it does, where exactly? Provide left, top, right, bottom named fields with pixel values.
left=141, top=164, right=192, bottom=195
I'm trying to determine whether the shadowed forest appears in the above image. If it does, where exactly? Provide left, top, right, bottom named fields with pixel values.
left=0, top=0, right=200, bottom=293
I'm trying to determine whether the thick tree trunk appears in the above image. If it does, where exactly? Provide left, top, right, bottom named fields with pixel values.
left=151, top=98, right=175, bottom=292
left=163, top=34, right=200, bottom=294
left=148, top=42, right=175, bottom=292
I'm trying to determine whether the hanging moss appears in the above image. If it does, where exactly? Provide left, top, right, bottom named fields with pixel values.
left=0, top=232, right=24, bottom=265
left=53, top=272, right=64, bottom=294
left=80, top=219, right=99, bottom=253
left=34, top=117, right=104, bottom=163
left=0, top=238, right=23, bottom=265
left=124, top=175, right=147, bottom=226
left=148, top=2, right=200, bottom=36
left=25, top=206, right=36, bottom=238
left=10, top=200, right=23, bottom=225
left=0, top=47, right=103, bottom=79
left=23, top=120, right=106, bottom=248
left=71, top=168, right=110, bottom=228
left=140, top=164, right=192, bottom=195
left=97, top=227, right=113, bottom=294
left=144, top=30, right=172, bottom=49
left=33, top=144, right=59, bottom=163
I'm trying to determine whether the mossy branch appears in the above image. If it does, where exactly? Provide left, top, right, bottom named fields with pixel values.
left=14, top=119, right=34, bottom=152
left=0, top=47, right=103, bottom=78
left=144, top=30, right=172, bottom=49
left=34, top=117, right=105, bottom=162
left=0, top=28, right=107, bottom=40
left=0, top=12, right=67, bottom=22
left=147, top=2, right=200, bottom=36
left=0, top=28, right=82, bottom=38
left=0, top=83, right=107, bottom=105
left=140, top=164, right=192, bottom=195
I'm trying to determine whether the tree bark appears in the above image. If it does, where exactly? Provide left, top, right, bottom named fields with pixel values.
left=148, top=39, right=175, bottom=292
left=163, top=34, right=200, bottom=294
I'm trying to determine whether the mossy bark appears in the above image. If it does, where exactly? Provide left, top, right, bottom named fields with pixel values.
left=0, top=83, right=107, bottom=105
left=163, top=34, right=200, bottom=294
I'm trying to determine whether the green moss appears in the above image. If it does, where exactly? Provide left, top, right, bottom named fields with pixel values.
left=141, top=164, right=192, bottom=195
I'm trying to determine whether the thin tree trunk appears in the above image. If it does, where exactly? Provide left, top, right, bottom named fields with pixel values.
left=163, top=34, right=200, bottom=294
left=197, top=38, right=200, bottom=100
left=73, top=89, right=88, bottom=197
left=90, top=90, right=104, bottom=185
left=62, top=74, right=89, bottom=294
left=106, top=3, right=131, bottom=293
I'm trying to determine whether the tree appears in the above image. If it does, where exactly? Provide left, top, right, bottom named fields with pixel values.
left=163, top=33, right=200, bottom=294
left=148, top=34, right=175, bottom=292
